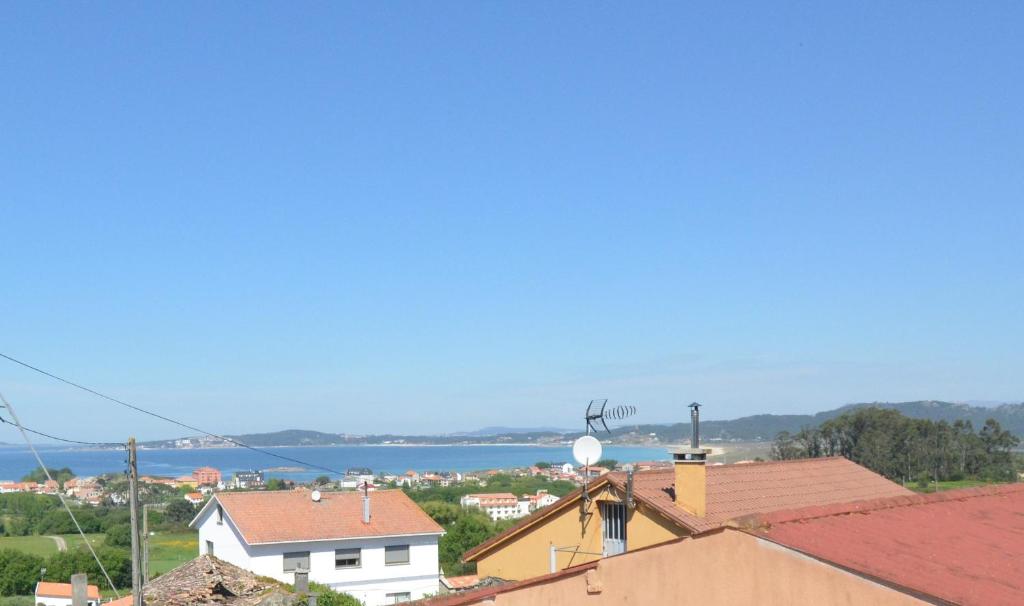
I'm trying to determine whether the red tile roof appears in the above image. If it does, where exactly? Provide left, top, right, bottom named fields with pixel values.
left=442, top=574, right=481, bottom=590
left=200, top=489, right=443, bottom=544
left=610, top=456, right=913, bottom=533
left=465, top=493, right=518, bottom=506
left=741, top=484, right=1024, bottom=606
left=464, top=457, right=910, bottom=560
left=35, top=581, right=100, bottom=600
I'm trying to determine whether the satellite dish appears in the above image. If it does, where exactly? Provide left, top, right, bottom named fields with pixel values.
left=572, top=435, right=603, bottom=466
left=311, top=490, right=321, bottom=502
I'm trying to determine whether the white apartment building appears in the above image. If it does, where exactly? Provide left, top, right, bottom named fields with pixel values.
left=460, top=493, right=524, bottom=521
left=191, top=489, right=444, bottom=605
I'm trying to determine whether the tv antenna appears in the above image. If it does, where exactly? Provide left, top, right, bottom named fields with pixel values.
left=585, top=399, right=637, bottom=435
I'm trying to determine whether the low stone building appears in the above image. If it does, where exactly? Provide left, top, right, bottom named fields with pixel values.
left=107, top=555, right=299, bottom=606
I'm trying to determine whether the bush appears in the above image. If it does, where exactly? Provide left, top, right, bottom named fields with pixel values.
left=0, top=549, right=44, bottom=596
left=307, top=582, right=361, bottom=606
left=164, top=499, right=197, bottom=525
left=43, top=546, right=131, bottom=590
left=105, top=523, right=133, bottom=548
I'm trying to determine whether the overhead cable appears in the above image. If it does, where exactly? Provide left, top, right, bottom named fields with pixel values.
left=0, top=414, right=126, bottom=448
left=0, top=392, right=121, bottom=598
left=0, top=352, right=345, bottom=476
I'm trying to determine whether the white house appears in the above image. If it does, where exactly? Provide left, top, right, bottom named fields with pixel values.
left=34, top=581, right=100, bottom=606
left=190, top=489, right=444, bottom=606
left=460, top=493, right=523, bottom=521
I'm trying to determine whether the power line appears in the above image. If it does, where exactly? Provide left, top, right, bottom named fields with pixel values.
left=0, top=414, right=126, bottom=448
left=0, top=392, right=121, bottom=598
left=0, top=352, right=346, bottom=476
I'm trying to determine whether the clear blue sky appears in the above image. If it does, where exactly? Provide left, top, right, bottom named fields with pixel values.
left=2, top=3, right=1021, bottom=441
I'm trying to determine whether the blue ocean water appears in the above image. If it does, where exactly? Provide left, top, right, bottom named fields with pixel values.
left=0, top=444, right=669, bottom=482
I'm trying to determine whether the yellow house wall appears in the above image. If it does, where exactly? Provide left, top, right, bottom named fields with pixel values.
left=478, top=530, right=928, bottom=606
left=474, top=484, right=687, bottom=581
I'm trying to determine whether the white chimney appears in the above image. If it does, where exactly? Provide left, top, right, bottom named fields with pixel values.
left=362, top=493, right=371, bottom=524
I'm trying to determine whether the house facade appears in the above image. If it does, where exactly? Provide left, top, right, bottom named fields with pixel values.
left=191, top=489, right=444, bottom=606
left=462, top=456, right=912, bottom=581
left=460, top=493, right=523, bottom=521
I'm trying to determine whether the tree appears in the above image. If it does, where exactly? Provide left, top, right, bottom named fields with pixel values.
left=595, top=459, right=618, bottom=470
left=0, top=549, right=44, bottom=596
left=105, top=523, right=133, bottom=548
left=44, top=546, right=132, bottom=590
left=439, top=513, right=492, bottom=575
left=420, top=501, right=462, bottom=526
left=534, top=462, right=551, bottom=469
left=770, top=408, right=1020, bottom=487
left=21, top=467, right=74, bottom=488
left=164, top=499, right=197, bottom=525
left=266, top=478, right=287, bottom=491
left=313, top=475, right=331, bottom=486
left=770, top=431, right=802, bottom=460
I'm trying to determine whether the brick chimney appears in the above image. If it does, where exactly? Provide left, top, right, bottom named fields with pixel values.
left=669, top=402, right=707, bottom=517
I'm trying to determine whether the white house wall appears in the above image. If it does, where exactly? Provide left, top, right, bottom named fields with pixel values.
left=195, top=504, right=252, bottom=569
left=194, top=502, right=440, bottom=606
left=246, top=535, right=440, bottom=605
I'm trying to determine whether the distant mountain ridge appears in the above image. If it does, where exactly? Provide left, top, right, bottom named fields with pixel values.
left=606, top=400, right=1024, bottom=443
left=139, top=400, right=1024, bottom=448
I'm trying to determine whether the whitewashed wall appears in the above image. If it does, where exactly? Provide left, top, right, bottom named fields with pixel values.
left=194, top=504, right=440, bottom=606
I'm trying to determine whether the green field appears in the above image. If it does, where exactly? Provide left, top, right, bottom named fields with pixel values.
left=0, top=531, right=196, bottom=577
left=148, top=531, right=198, bottom=575
left=0, top=533, right=104, bottom=557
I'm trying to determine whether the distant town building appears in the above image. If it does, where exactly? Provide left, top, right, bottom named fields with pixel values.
left=191, top=488, right=443, bottom=606
left=460, top=493, right=523, bottom=521
left=192, top=467, right=222, bottom=486
left=35, top=581, right=100, bottom=606
left=184, top=492, right=205, bottom=505
left=230, top=470, right=265, bottom=489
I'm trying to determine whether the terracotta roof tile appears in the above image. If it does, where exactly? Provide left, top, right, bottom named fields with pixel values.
left=35, top=582, right=100, bottom=600
left=744, top=484, right=1024, bottom=606
left=205, top=489, right=443, bottom=544
left=608, top=456, right=913, bottom=533
left=464, top=457, right=910, bottom=560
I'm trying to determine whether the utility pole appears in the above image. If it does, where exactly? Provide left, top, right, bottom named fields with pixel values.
left=128, top=437, right=144, bottom=606
left=142, top=504, right=149, bottom=584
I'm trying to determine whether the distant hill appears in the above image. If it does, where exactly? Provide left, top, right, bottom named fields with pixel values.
left=606, top=400, right=1024, bottom=443
left=452, top=426, right=575, bottom=437
left=140, top=400, right=1024, bottom=448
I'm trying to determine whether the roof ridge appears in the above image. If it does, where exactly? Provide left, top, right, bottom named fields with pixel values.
left=739, top=483, right=1024, bottom=528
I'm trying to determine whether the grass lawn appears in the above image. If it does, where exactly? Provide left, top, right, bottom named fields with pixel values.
left=62, top=532, right=105, bottom=551
left=148, top=531, right=198, bottom=575
left=0, top=534, right=101, bottom=557
left=0, top=534, right=61, bottom=557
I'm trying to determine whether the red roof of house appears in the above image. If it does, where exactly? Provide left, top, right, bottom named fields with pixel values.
left=466, top=493, right=518, bottom=506
left=465, top=457, right=910, bottom=560
left=442, top=574, right=481, bottom=590
left=196, top=489, right=443, bottom=544
left=35, top=581, right=100, bottom=600
left=742, top=484, right=1024, bottom=606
